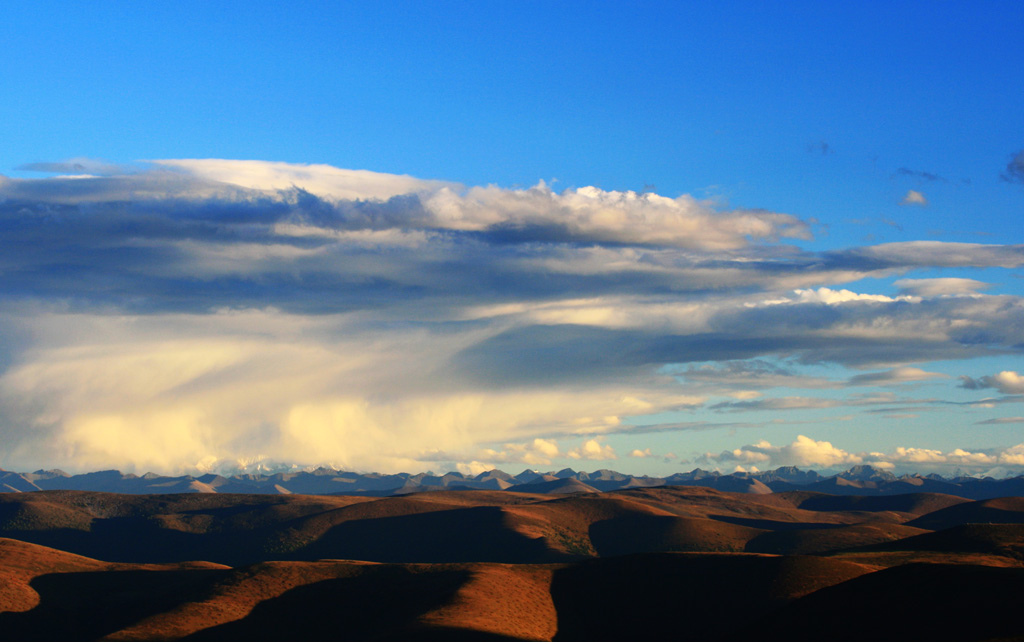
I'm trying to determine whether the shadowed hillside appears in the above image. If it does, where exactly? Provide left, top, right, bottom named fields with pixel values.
left=737, top=563, right=1024, bottom=642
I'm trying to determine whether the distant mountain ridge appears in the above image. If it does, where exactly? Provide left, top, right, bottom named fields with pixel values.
left=2, top=464, right=1023, bottom=499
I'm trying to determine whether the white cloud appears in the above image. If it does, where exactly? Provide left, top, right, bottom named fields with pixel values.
left=567, top=438, right=617, bottom=461
left=985, top=371, right=1024, bottom=394
left=784, top=435, right=863, bottom=467
left=629, top=448, right=653, bottom=458
left=791, top=288, right=913, bottom=305
left=704, top=435, right=1024, bottom=473
left=705, top=435, right=861, bottom=468
left=901, top=190, right=928, bottom=206
left=476, top=438, right=562, bottom=467
left=422, top=182, right=811, bottom=248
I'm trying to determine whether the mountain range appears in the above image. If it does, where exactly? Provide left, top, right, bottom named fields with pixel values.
left=3, top=464, right=1023, bottom=499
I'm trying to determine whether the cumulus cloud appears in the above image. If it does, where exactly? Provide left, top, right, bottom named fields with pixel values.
left=704, top=436, right=1024, bottom=472
left=567, top=438, right=617, bottom=461
left=959, top=371, right=1024, bottom=395
left=476, top=438, right=562, bottom=467
left=705, top=435, right=861, bottom=468
left=900, top=190, right=928, bottom=206
left=884, top=445, right=1024, bottom=468
left=629, top=448, right=653, bottom=458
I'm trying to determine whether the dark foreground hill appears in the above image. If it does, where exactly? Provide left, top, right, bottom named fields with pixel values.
left=1, top=486, right=1024, bottom=641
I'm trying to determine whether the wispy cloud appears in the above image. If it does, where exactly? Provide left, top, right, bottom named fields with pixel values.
left=846, top=367, right=948, bottom=386
left=974, top=416, right=1024, bottom=425
left=894, top=167, right=948, bottom=183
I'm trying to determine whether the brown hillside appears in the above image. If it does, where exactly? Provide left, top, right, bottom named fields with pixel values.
left=608, top=486, right=870, bottom=526
left=745, top=523, right=928, bottom=555
left=0, top=538, right=229, bottom=640
left=854, top=523, right=1024, bottom=560
left=906, top=496, right=1024, bottom=530
left=589, top=514, right=765, bottom=556
left=789, top=491, right=969, bottom=516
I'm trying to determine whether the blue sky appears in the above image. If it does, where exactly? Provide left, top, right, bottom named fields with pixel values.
left=1, top=1, right=1022, bottom=476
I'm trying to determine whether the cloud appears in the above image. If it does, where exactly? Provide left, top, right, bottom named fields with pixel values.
left=786, top=287, right=913, bottom=305
left=1001, top=150, right=1024, bottom=184
left=900, top=190, right=928, bottom=206
left=670, top=360, right=838, bottom=392
left=422, top=182, right=812, bottom=249
left=836, top=241, right=1024, bottom=269
left=894, top=168, right=948, bottom=183
left=807, top=141, right=832, bottom=155
left=704, top=435, right=1024, bottom=472
left=476, top=438, right=562, bottom=467
left=706, top=435, right=862, bottom=468
left=629, top=448, right=653, bottom=458
left=16, top=157, right=130, bottom=177
left=847, top=367, right=948, bottom=386
left=567, top=438, right=617, bottom=460
left=1, top=159, right=1024, bottom=473
left=974, top=416, right=1024, bottom=425
left=151, top=158, right=452, bottom=201
left=0, top=308, right=683, bottom=473
left=959, top=371, right=1024, bottom=395
left=894, top=278, right=991, bottom=297
left=711, top=397, right=845, bottom=412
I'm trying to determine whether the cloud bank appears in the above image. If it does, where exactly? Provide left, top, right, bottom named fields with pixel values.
left=702, top=435, right=1024, bottom=474
left=1, top=160, right=1023, bottom=474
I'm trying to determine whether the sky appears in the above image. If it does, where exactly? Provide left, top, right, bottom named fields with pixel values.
left=1, top=1, right=1023, bottom=477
